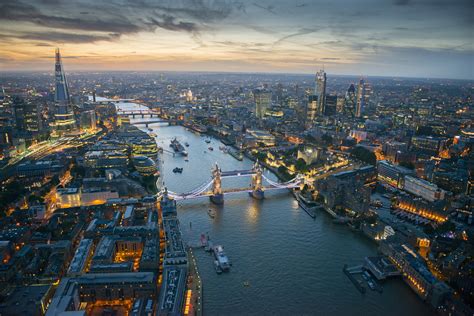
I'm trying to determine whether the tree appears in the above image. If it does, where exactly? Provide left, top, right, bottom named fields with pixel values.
left=295, top=158, right=307, bottom=172
left=351, top=146, right=376, bottom=165
left=322, top=134, right=333, bottom=146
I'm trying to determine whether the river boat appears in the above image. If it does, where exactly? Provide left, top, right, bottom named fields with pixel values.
left=172, top=167, right=183, bottom=173
left=214, top=260, right=223, bottom=274
left=213, top=245, right=230, bottom=271
left=170, top=138, right=188, bottom=156
left=229, top=149, right=243, bottom=161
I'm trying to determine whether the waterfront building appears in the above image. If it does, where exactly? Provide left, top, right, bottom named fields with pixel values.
left=244, top=129, right=276, bottom=147
left=132, top=155, right=158, bottom=176
left=158, top=267, right=187, bottom=316
left=254, top=88, right=271, bottom=119
left=50, top=48, right=77, bottom=137
left=315, top=69, right=327, bottom=116
left=316, top=171, right=371, bottom=215
left=403, top=176, right=446, bottom=202
left=377, top=160, right=415, bottom=188
left=380, top=242, right=452, bottom=308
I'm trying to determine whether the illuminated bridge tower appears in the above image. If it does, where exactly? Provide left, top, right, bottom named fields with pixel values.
left=210, top=164, right=224, bottom=204
left=50, top=48, right=77, bottom=137
left=250, top=161, right=264, bottom=200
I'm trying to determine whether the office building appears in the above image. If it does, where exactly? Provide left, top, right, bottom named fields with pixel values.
left=410, top=136, right=446, bottom=156
left=79, top=110, right=96, bottom=132
left=254, top=88, right=271, bottom=119
left=306, top=95, right=318, bottom=127
left=315, top=69, right=326, bottom=116
left=377, top=160, right=415, bottom=188
left=403, top=176, right=446, bottom=202
left=324, top=94, right=337, bottom=116
left=355, top=78, right=370, bottom=118
left=345, top=83, right=356, bottom=116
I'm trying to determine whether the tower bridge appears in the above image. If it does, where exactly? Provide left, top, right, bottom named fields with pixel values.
left=158, top=162, right=303, bottom=204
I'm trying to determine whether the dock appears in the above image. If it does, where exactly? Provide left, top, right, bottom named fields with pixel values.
left=343, top=264, right=366, bottom=294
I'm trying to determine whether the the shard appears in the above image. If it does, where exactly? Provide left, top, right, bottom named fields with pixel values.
left=51, top=48, right=76, bottom=136
left=54, top=48, right=70, bottom=103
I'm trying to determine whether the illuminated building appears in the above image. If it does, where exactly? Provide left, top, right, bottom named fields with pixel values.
left=403, top=176, right=446, bottom=202
left=78, top=272, right=155, bottom=302
left=377, top=160, right=415, bottom=188
left=254, top=88, right=271, bottom=119
left=67, top=238, right=94, bottom=276
left=316, top=171, right=371, bottom=214
left=297, top=146, right=321, bottom=165
left=56, top=188, right=119, bottom=208
left=79, top=110, right=97, bottom=132
left=132, top=155, right=158, bottom=176
left=350, top=130, right=367, bottom=143
left=158, top=267, right=187, bottom=315
left=355, top=78, right=370, bottom=118
left=50, top=48, right=77, bottom=137
left=306, top=94, right=318, bottom=127
left=380, top=242, right=451, bottom=308
left=344, top=83, right=356, bottom=116
left=12, top=96, right=43, bottom=133
left=315, top=69, right=326, bottom=116
left=244, top=129, right=276, bottom=147
left=395, top=196, right=448, bottom=223
left=410, top=136, right=446, bottom=156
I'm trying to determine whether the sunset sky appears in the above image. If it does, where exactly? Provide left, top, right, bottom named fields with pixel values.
left=0, top=0, right=472, bottom=79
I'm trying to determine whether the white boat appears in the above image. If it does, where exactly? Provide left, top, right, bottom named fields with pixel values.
left=213, top=245, right=230, bottom=271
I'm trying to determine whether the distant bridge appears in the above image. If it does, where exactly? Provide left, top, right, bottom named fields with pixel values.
left=157, top=162, right=302, bottom=204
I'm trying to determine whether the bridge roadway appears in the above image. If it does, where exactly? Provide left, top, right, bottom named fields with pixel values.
left=169, top=184, right=300, bottom=200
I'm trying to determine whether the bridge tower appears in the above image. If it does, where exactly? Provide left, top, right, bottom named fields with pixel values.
left=250, top=161, right=264, bottom=199
left=210, top=163, right=224, bottom=204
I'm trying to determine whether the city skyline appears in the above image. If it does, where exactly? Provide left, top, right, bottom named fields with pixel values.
left=0, top=0, right=473, bottom=79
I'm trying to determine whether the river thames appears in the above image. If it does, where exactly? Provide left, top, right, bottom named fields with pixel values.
left=120, top=100, right=431, bottom=315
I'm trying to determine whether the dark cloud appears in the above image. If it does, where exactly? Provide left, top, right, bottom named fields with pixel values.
left=273, top=28, right=320, bottom=46
left=393, top=0, right=411, bottom=5
left=0, top=0, right=239, bottom=43
left=0, top=31, right=120, bottom=43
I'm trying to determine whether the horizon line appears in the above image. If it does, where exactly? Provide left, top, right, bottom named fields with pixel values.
left=0, top=69, right=472, bottom=82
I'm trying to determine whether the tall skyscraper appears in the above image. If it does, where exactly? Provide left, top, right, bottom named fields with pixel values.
left=324, top=95, right=337, bottom=116
left=50, top=48, right=76, bottom=136
left=306, top=95, right=318, bottom=127
left=254, top=88, right=271, bottom=119
left=345, top=83, right=356, bottom=116
left=315, top=69, right=326, bottom=116
left=12, top=96, right=43, bottom=133
left=355, top=78, right=370, bottom=118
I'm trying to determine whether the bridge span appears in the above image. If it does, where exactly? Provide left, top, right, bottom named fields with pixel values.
left=157, top=162, right=302, bottom=204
